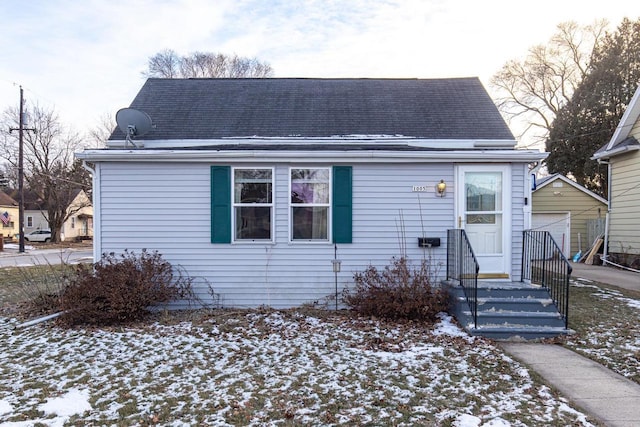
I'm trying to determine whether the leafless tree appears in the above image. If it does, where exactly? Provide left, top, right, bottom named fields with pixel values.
left=143, top=50, right=274, bottom=78
left=145, top=49, right=181, bottom=78
left=0, top=103, right=91, bottom=242
left=490, top=20, right=608, bottom=148
left=87, top=112, right=116, bottom=147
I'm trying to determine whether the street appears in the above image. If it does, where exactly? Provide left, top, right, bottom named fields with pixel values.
left=0, top=244, right=93, bottom=268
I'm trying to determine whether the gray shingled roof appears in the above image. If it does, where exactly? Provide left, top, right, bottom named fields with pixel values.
left=109, top=77, right=514, bottom=141
left=593, top=136, right=640, bottom=158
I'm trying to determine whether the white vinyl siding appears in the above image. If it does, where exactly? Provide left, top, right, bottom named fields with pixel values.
left=609, top=151, right=640, bottom=255
left=511, top=163, right=526, bottom=280
left=94, top=161, right=527, bottom=308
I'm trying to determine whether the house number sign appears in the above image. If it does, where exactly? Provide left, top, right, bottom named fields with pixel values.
left=412, top=185, right=429, bottom=192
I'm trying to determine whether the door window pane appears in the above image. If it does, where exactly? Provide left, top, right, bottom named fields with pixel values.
left=465, top=172, right=502, bottom=212
left=465, top=171, right=503, bottom=254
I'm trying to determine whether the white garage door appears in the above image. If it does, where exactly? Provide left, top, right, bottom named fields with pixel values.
left=532, top=213, right=570, bottom=257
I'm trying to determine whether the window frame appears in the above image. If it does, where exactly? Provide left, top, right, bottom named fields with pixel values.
left=231, top=166, right=275, bottom=243
left=288, top=166, right=332, bottom=243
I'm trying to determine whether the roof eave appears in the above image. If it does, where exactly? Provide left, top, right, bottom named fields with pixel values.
left=533, top=174, right=608, bottom=205
left=76, top=148, right=547, bottom=163
left=604, top=83, right=640, bottom=150
left=592, top=144, right=640, bottom=160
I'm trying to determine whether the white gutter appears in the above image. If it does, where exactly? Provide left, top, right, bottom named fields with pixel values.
left=81, top=161, right=95, bottom=175
left=592, top=144, right=639, bottom=160
left=76, top=149, right=548, bottom=163
left=597, top=159, right=612, bottom=265
left=525, top=162, right=545, bottom=231
left=81, top=161, right=100, bottom=263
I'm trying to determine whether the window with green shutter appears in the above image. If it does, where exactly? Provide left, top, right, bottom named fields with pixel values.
left=213, top=165, right=352, bottom=244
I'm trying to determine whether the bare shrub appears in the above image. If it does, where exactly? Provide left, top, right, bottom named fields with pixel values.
left=59, top=250, right=193, bottom=326
left=343, top=257, right=449, bottom=323
left=9, top=258, right=77, bottom=318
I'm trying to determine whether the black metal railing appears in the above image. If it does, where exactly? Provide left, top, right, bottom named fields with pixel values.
left=522, top=230, right=572, bottom=328
left=447, top=229, right=480, bottom=328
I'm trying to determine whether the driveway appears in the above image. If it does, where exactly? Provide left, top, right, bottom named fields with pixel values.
left=570, top=261, right=640, bottom=292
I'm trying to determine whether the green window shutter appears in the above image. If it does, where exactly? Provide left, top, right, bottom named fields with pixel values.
left=211, top=166, right=231, bottom=244
left=332, top=166, right=352, bottom=243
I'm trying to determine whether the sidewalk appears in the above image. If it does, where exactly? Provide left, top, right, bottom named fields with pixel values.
left=501, top=343, right=640, bottom=427
left=499, top=262, right=640, bottom=426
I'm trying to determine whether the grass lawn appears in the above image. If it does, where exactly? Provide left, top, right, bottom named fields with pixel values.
left=1, top=264, right=637, bottom=426
left=562, top=277, right=640, bottom=384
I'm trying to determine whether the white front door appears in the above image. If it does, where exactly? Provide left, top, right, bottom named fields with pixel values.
left=457, top=165, right=511, bottom=277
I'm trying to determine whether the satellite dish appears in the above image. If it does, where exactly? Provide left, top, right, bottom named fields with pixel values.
left=115, top=108, right=154, bottom=148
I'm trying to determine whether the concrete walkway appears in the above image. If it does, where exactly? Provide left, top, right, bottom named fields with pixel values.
left=501, top=343, right=640, bottom=427
left=500, top=262, right=640, bottom=426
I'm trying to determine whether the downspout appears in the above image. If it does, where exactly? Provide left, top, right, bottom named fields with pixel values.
left=597, top=159, right=611, bottom=264
left=82, top=161, right=99, bottom=263
left=525, top=162, right=543, bottom=231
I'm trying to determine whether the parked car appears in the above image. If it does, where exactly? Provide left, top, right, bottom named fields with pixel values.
left=24, top=229, right=52, bottom=242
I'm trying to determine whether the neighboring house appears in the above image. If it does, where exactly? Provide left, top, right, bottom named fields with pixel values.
left=532, top=173, right=607, bottom=258
left=592, top=83, right=640, bottom=269
left=9, top=188, right=93, bottom=241
left=0, top=190, right=19, bottom=241
left=76, top=78, right=547, bottom=308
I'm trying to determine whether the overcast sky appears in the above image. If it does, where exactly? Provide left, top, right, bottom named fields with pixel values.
left=0, top=0, right=638, bottom=140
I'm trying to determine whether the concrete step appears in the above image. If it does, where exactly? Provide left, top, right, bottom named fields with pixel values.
left=446, top=281, right=571, bottom=340
left=451, top=294, right=558, bottom=313
left=477, top=297, right=557, bottom=313
left=467, top=309, right=566, bottom=328
left=468, top=326, right=571, bottom=340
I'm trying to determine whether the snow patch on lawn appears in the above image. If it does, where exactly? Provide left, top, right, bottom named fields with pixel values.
left=39, top=388, right=91, bottom=417
left=0, top=399, right=13, bottom=415
left=0, top=311, right=596, bottom=426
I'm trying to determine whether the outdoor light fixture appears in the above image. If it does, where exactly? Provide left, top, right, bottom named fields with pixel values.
left=436, top=179, right=446, bottom=197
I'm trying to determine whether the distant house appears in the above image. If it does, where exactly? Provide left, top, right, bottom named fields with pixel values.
left=76, top=77, right=547, bottom=309
left=592, top=83, right=640, bottom=269
left=0, top=190, right=19, bottom=241
left=532, top=174, right=607, bottom=258
left=7, top=188, right=93, bottom=242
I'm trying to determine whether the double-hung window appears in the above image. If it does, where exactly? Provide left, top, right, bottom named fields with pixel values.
left=290, top=168, right=330, bottom=241
left=211, top=165, right=351, bottom=244
left=233, top=168, right=273, bottom=241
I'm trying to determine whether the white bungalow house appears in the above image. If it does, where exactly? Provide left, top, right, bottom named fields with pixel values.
left=77, top=78, right=567, bottom=338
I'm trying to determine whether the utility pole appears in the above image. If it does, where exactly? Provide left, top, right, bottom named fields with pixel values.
left=9, top=86, right=35, bottom=253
